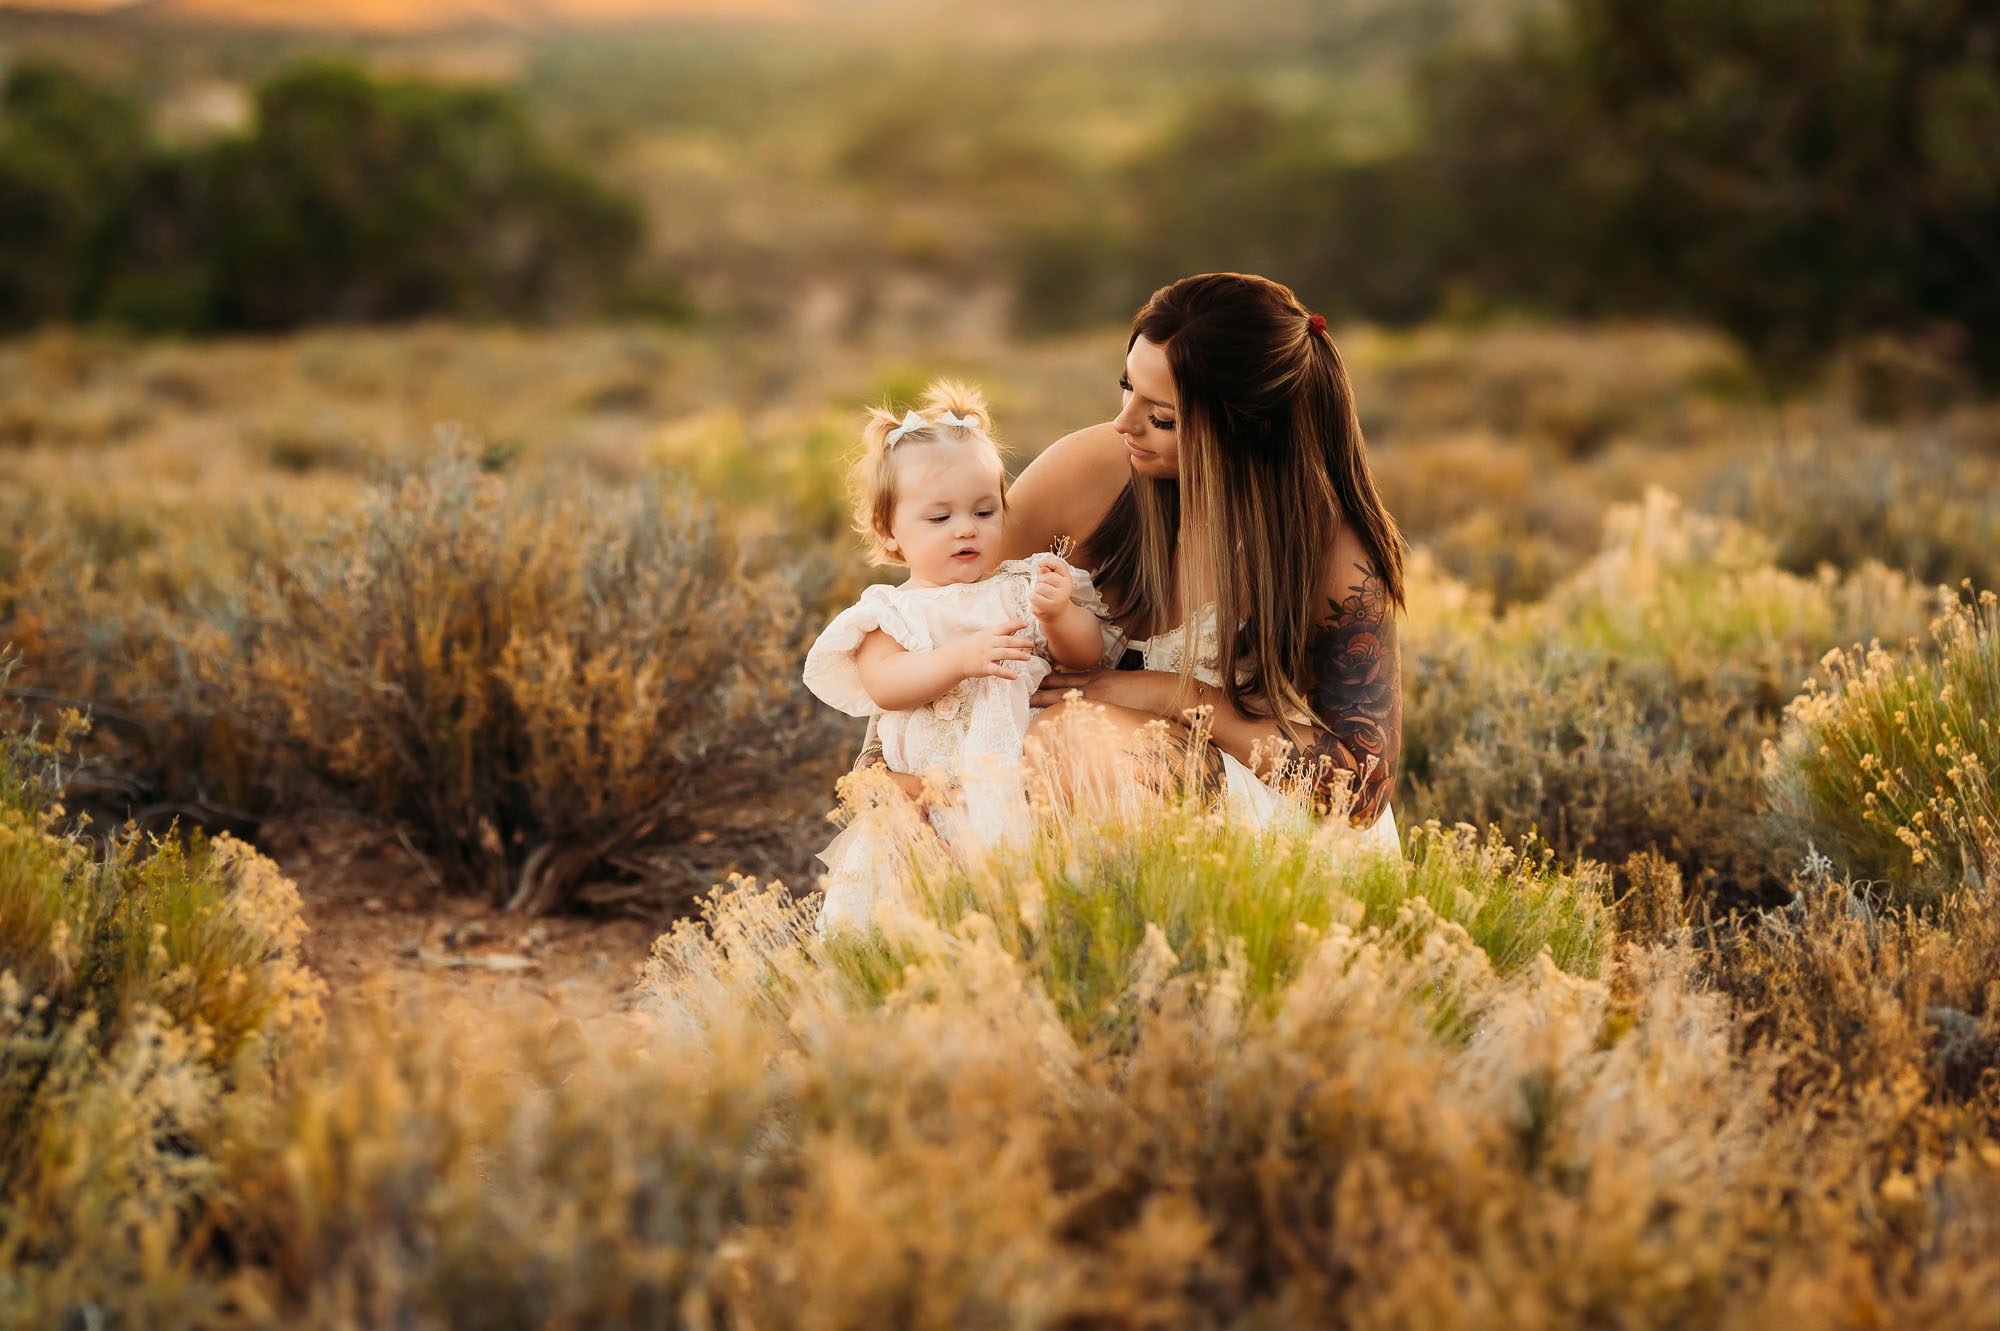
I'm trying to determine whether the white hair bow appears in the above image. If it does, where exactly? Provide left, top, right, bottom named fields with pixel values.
left=885, top=407, right=979, bottom=449
left=884, top=409, right=928, bottom=448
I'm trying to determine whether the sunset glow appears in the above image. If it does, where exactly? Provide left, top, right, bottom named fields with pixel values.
left=0, top=0, right=802, bottom=29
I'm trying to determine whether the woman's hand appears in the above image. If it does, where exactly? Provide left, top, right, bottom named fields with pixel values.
left=1030, top=667, right=1181, bottom=716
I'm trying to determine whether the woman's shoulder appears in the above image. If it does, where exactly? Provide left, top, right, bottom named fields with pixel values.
left=1315, top=523, right=1397, bottom=627
left=1003, top=422, right=1130, bottom=557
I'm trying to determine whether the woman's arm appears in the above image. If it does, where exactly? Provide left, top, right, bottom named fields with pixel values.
left=1002, top=423, right=1131, bottom=561
left=1286, top=562, right=1401, bottom=825
left=1030, top=560, right=1402, bottom=826
left=1183, top=560, right=1400, bottom=823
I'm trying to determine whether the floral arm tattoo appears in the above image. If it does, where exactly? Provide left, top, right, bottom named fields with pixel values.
left=1295, top=562, right=1402, bottom=825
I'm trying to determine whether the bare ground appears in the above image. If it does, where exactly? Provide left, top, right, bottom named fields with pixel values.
left=260, top=816, right=679, bottom=1024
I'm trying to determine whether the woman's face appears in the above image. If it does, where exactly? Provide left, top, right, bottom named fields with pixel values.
left=1113, top=336, right=1181, bottom=480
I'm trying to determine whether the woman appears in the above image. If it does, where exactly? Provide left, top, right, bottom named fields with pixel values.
left=862, top=271, right=1403, bottom=840
left=1005, top=271, right=1403, bottom=837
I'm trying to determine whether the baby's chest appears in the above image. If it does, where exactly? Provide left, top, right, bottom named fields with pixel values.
left=909, top=579, right=1032, bottom=642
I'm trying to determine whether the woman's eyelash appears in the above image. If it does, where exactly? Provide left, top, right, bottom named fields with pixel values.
left=1121, top=374, right=1175, bottom=430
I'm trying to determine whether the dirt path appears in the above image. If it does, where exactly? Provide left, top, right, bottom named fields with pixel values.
left=261, top=817, right=668, bottom=1024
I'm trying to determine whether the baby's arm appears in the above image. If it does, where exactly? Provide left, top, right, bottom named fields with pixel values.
left=1028, top=559, right=1104, bottom=669
left=853, top=621, right=1036, bottom=710
left=1041, top=603, right=1105, bottom=669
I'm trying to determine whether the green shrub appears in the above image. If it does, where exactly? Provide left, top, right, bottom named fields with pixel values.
left=206, top=60, right=644, bottom=330
left=794, top=787, right=1610, bottom=1045
left=0, top=57, right=646, bottom=334
left=234, top=451, right=846, bottom=913
left=0, top=670, right=322, bottom=1089
left=1404, top=491, right=1933, bottom=909
left=1416, top=0, right=2000, bottom=387
left=0, top=678, right=321, bottom=1324
left=1406, top=641, right=1700, bottom=869
left=0, top=61, right=148, bottom=328
left=1702, top=435, right=2000, bottom=592
left=1764, top=591, right=1999, bottom=903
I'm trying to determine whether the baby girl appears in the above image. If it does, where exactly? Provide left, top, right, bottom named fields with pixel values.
left=802, top=379, right=1109, bottom=933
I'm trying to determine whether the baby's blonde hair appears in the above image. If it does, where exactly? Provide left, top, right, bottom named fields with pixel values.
left=850, top=378, right=1007, bottom=567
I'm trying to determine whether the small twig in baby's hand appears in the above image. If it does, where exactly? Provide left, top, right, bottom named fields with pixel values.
left=1050, top=534, right=1074, bottom=561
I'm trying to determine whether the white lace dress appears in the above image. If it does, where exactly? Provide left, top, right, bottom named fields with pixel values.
left=802, top=554, right=1115, bottom=933
left=1104, top=604, right=1400, bottom=853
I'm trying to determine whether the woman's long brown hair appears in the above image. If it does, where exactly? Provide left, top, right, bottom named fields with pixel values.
left=1082, top=272, right=1406, bottom=747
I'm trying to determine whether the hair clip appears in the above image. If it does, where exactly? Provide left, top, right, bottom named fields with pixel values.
left=884, top=409, right=929, bottom=448
left=934, top=409, right=979, bottom=430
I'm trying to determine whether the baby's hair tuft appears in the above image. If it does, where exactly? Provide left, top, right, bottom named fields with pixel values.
left=848, top=377, right=1007, bottom=567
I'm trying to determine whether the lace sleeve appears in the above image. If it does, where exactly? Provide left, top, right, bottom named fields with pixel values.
left=802, top=586, right=932, bottom=718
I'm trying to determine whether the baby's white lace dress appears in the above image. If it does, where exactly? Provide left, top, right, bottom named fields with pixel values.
left=802, top=555, right=1114, bottom=933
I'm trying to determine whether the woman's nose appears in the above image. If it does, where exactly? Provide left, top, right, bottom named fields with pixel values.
left=1111, top=398, right=1144, bottom=438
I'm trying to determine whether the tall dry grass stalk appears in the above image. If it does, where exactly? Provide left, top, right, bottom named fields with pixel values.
left=1766, top=589, right=2000, bottom=901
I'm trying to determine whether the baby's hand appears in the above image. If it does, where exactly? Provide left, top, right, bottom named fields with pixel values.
left=1029, top=556, right=1074, bottom=621
left=949, top=619, right=1034, bottom=682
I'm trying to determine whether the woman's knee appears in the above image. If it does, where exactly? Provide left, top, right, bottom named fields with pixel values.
left=1026, top=699, right=1073, bottom=737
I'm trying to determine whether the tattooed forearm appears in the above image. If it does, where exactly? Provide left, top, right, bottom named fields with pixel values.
left=1294, top=562, right=1402, bottom=825
left=1140, top=721, right=1228, bottom=805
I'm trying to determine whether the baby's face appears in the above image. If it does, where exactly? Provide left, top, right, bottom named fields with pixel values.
left=883, top=440, right=1006, bottom=587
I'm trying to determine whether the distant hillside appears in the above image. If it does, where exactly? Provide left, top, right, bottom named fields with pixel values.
left=0, top=0, right=797, bottom=30
left=2, top=0, right=1537, bottom=41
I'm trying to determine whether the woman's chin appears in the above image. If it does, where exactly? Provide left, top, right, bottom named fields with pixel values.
left=1126, top=452, right=1179, bottom=481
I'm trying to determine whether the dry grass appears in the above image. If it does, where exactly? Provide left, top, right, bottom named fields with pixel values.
left=229, top=450, right=846, bottom=913
left=4, top=727, right=1996, bottom=1327
left=4, top=316, right=1999, bottom=1324
left=1766, top=592, right=2000, bottom=903
left=765, top=783, right=1609, bottom=1047
left=1403, top=490, right=1936, bottom=912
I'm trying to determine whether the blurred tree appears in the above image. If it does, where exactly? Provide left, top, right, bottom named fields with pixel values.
left=0, top=58, right=648, bottom=333
left=0, top=60, right=148, bottom=328
left=205, top=61, right=644, bottom=329
left=1010, top=91, right=1457, bottom=331
left=1011, top=1, right=1999, bottom=388
left=1420, top=0, right=2000, bottom=386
